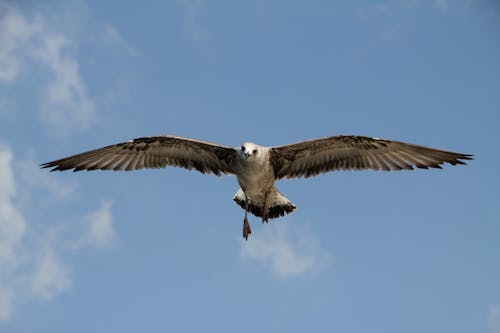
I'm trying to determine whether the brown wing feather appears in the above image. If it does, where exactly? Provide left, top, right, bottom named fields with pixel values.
left=41, top=135, right=238, bottom=175
left=270, top=135, right=473, bottom=179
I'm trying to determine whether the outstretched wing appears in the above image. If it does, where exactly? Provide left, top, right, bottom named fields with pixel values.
left=270, top=135, right=473, bottom=179
left=41, top=135, right=238, bottom=175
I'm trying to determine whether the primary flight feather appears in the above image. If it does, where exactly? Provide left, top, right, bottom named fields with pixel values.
left=42, top=134, right=473, bottom=239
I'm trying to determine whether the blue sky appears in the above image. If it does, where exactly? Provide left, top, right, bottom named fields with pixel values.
left=0, top=0, right=499, bottom=332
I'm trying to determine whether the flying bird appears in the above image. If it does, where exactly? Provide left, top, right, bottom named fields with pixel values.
left=41, top=134, right=473, bottom=239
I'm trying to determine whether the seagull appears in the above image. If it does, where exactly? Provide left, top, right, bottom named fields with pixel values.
left=41, top=134, right=473, bottom=239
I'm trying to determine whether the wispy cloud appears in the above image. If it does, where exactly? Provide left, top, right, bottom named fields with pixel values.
left=356, top=0, right=477, bottom=19
left=490, top=304, right=500, bottom=333
left=0, top=6, right=39, bottom=82
left=0, top=3, right=131, bottom=322
left=36, top=33, right=95, bottom=134
left=0, top=4, right=95, bottom=136
left=240, top=222, right=331, bottom=279
left=378, top=23, right=404, bottom=42
left=101, top=24, right=138, bottom=56
left=0, top=143, right=115, bottom=321
left=0, top=145, right=25, bottom=322
left=28, top=248, right=73, bottom=301
left=18, top=155, right=77, bottom=201
left=178, top=0, right=210, bottom=41
left=0, top=144, right=30, bottom=321
left=434, top=0, right=449, bottom=10
left=354, top=0, right=472, bottom=42
left=73, top=200, right=115, bottom=249
left=0, top=145, right=25, bottom=250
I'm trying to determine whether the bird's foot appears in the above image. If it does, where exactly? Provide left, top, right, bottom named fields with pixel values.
left=243, top=217, right=251, bottom=240
left=262, top=193, right=269, bottom=223
left=261, top=211, right=269, bottom=224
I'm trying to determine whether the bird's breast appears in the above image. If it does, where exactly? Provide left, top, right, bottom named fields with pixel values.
left=236, top=157, right=274, bottom=195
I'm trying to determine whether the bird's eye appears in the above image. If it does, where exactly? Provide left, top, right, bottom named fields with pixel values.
left=241, top=146, right=245, bottom=151
left=253, top=149, right=257, bottom=154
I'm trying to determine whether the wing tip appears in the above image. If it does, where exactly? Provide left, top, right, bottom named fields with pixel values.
left=462, top=154, right=474, bottom=161
left=40, top=161, right=82, bottom=172
left=40, top=162, right=61, bottom=172
left=450, top=153, right=474, bottom=166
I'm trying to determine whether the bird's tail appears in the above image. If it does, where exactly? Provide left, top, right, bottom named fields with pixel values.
left=232, top=188, right=296, bottom=219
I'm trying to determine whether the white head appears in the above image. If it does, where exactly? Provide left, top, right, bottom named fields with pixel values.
left=240, top=142, right=260, bottom=159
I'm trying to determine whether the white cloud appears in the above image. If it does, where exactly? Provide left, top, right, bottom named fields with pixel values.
left=85, top=201, right=114, bottom=248
left=102, top=24, right=138, bottom=57
left=0, top=143, right=114, bottom=321
left=102, top=24, right=122, bottom=44
left=0, top=145, right=26, bottom=263
left=178, top=0, right=210, bottom=40
left=356, top=0, right=475, bottom=19
left=73, top=200, right=115, bottom=249
left=378, top=23, right=404, bottom=42
left=0, top=144, right=27, bottom=321
left=29, top=249, right=72, bottom=301
left=18, top=155, right=76, bottom=200
left=0, top=7, right=39, bottom=82
left=0, top=287, right=14, bottom=322
left=355, top=0, right=469, bottom=42
left=356, top=2, right=411, bottom=20
left=490, top=304, right=500, bottom=333
left=36, top=33, right=95, bottom=134
left=435, top=0, right=448, bottom=10
left=0, top=3, right=131, bottom=323
left=0, top=4, right=95, bottom=135
left=241, top=222, right=331, bottom=279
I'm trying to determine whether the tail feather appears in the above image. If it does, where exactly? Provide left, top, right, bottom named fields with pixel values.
left=233, top=188, right=296, bottom=219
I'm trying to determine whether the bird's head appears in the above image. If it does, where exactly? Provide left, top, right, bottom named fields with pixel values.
left=240, top=142, right=259, bottom=159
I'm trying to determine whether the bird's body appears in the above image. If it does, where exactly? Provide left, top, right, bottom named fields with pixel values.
left=42, top=134, right=473, bottom=239
left=232, top=143, right=296, bottom=234
left=234, top=143, right=274, bottom=200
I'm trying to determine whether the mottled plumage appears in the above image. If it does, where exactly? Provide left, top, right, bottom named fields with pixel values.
left=42, top=134, right=473, bottom=239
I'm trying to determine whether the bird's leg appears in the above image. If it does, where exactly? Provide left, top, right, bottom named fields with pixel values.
left=262, top=191, right=269, bottom=223
left=243, top=192, right=251, bottom=240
